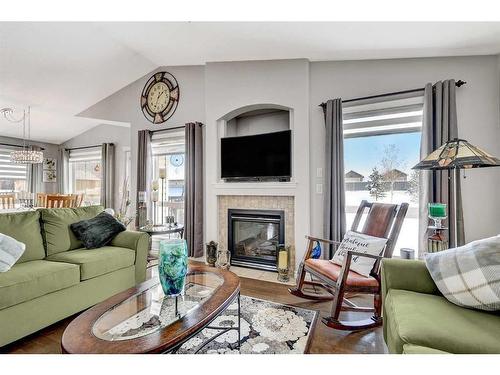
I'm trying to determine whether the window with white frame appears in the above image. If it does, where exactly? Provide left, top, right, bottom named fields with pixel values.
left=0, top=146, right=28, bottom=193
left=68, top=146, right=102, bottom=205
left=343, top=92, right=423, bottom=256
left=151, top=130, right=185, bottom=226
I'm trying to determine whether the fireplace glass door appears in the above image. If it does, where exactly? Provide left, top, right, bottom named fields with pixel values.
left=233, top=220, right=279, bottom=261
left=228, top=209, right=284, bottom=271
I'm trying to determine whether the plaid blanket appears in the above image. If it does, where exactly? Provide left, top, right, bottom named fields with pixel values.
left=425, top=235, right=500, bottom=311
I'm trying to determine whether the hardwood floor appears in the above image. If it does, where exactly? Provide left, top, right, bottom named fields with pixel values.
left=1, top=270, right=387, bottom=354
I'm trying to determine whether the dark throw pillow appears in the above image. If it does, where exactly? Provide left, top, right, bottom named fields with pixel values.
left=70, top=212, right=126, bottom=249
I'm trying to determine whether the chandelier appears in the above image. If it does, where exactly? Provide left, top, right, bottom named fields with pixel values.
left=0, top=106, right=43, bottom=164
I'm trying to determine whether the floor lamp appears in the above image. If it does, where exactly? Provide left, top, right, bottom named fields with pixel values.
left=413, top=138, right=500, bottom=247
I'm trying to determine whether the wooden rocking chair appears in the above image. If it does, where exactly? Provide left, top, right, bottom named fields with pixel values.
left=289, top=200, right=408, bottom=331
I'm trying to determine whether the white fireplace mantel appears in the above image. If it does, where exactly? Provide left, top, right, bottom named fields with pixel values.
left=212, top=181, right=298, bottom=196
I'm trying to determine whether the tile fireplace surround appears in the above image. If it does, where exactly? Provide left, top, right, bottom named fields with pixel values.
left=217, top=195, right=295, bottom=275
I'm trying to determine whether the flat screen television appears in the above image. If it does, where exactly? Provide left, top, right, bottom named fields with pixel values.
left=221, top=130, right=291, bottom=180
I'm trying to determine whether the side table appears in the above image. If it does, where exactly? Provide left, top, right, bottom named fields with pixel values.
left=427, top=226, right=448, bottom=253
left=138, top=225, right=185, bottom=264
left=139, top=224, right=185, bottom=239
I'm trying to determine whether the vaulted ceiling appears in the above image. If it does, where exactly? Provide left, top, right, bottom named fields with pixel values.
left=1, top=22, right=500, bottom=144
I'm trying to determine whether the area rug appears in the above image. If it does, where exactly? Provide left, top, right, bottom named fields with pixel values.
left=176, top=296, right=318, bottom=354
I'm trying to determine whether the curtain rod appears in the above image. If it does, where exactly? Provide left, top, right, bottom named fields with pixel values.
left=65, top=144, right=112, bottom=151
left=149, top=123, right=204, bottom=134
left=0, top=142, right=46, bottom=151
left=319, top=79, right=467, bottom=108
left=150, top=125, right=185, bottom=134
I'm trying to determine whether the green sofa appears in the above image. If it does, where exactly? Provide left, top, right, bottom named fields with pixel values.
left=0, top=206, right=149, bottom=347
left=381, top=259, right=500, bottom=354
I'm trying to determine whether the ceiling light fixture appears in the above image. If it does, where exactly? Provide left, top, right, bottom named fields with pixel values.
left=0, top=106, right=44, bottom=164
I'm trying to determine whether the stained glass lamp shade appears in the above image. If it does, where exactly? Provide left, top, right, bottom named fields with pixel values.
left=413, top=138, right=500, bottom=171
left=413, top=138, right=500, bottom=248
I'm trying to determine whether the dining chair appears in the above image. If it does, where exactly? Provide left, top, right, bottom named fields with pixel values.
left=0, top=194, right=16, bottom=209
left=45, top=194, right=74, bottom=208
left=289, top=200, right=408, bottom=331
left=36, top=193, right=47, bottom=208
left=71, top=193, right=84, bottom=207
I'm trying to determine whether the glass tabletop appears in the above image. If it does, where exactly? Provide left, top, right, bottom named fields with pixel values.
left=92, top=272, right=223, bottom=342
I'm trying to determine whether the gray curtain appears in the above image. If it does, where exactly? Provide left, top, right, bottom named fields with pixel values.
left=101, top=143, right=115, bottom=208
left=324, top=99, right=346, bottom=258
left=136, top=130, right=152, bottom=227
left=27, top=145, right=43, bottom=194
left=419, top=80, right=465, bottom=251
left=57, top=148, right=69, bottom=194
left=185, top=122, right=204, bottom=258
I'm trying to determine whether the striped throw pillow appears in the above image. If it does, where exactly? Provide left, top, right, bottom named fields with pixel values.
left=425, top=235, right=500, bottom=311
left=0, top=233, right=26, bottom=272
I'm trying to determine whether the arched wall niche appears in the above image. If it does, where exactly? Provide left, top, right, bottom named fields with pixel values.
left=219, top=103, right=291, bottom=138
left=216, top=103, right=294, bottom=181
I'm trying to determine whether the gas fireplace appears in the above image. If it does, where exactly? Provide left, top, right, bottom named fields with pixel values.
left=228, top=209, right=284, bottom=271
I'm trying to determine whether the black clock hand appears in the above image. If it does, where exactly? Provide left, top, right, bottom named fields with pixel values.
left=155, top=91, right=166, bottom=107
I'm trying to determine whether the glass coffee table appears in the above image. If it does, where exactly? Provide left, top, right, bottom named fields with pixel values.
left=61, top=264, right=240, bottom=354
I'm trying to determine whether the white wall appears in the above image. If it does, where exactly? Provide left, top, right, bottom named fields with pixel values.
left=78, top=65, right=206, bottom=213
left=310, top=55, right=500, bottom=243
left=62, top=124, right=131, bottom=209
left=0, top=135, right=59, bottom=193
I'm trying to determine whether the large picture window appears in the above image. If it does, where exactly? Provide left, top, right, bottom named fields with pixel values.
left=68, top=146, right=102, bottom=205
left=151, top=130, right=185, bottom=226
left=0, top=146, right=27, bottom=193
left=343, top=92, right=423, bottom=256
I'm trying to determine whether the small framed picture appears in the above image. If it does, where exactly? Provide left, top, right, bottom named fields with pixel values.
left=43, top=170, right=57, bottom=183
left=43, top=158, right=57, bottom=171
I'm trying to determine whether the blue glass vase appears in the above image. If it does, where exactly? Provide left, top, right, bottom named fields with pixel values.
left=158, top=239, right=188, bottom=297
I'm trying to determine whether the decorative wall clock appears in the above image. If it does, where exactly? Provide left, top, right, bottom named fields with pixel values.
left=140, top=72, right=179, bottom=124
left=170, top=154, right=184, bottom=167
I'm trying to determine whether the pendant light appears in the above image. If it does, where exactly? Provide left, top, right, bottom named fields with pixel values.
left=0, top=106, right=44, bottom=164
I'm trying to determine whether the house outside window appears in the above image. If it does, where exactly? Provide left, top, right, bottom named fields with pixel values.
left=342, top=92, right=423, bottom=256
left=0, top=146, right=27, bottom=193
left=68, top=146, right=102, bottom=205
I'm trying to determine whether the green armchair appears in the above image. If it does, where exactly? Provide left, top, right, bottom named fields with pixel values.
left=381, top=259, right=500, bottom=354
